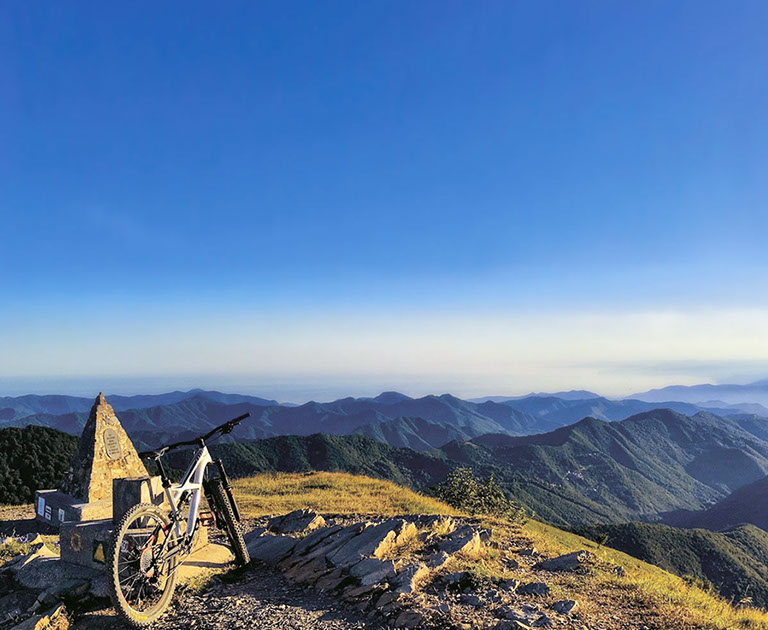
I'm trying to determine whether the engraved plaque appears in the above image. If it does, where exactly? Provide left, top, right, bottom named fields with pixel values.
left=103, top=428, right=122, bottom=460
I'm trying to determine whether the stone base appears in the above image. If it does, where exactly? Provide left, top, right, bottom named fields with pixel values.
left=34, top=490, right=112, bottom=527
left=113, top=476, right=168, bottom=525
left=60, top=518, right=209, bottom=571
left=60, top=519, right=113, bottom=570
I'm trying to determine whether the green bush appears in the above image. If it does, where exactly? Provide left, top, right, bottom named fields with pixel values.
left=431, top=468, right=525, bottom=522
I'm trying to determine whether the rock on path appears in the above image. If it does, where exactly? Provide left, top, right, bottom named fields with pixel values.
left=72, top=563, right=385, bottom=630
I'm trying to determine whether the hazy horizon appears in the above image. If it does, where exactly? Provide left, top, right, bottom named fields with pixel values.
left=3, top=367, right=768, bottom=403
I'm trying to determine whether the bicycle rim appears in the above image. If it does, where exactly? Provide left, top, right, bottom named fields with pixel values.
left=114, top=510, right=176, bottom=620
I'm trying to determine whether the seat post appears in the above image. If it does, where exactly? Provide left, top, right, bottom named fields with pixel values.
left=156, top=457, right=171, bottom=488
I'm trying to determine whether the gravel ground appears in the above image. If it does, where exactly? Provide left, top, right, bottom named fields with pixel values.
left=73, top=562, right=387, bottom=630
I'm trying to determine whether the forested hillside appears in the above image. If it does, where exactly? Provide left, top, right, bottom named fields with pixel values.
left=0, top=425, right=77, bottom=504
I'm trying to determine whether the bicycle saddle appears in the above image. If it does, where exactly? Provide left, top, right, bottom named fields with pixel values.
left=138, top=446, right=169, bottom=460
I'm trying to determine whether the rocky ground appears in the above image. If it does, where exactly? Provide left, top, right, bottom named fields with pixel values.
left=1, top=508, right=657, bottom=630
left=73, top=565, right=385, bottom=630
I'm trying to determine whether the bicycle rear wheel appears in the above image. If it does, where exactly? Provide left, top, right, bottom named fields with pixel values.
left=107, top=504, right=178, bottom=627
left=208, top=478, right=250, bottom=566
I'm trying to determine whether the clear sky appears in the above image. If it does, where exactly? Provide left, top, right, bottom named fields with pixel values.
left=2, top=1, right=767, bottom=400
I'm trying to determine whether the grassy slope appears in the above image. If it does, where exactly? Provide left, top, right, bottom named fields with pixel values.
left=575, top=522, right=768, bottom=608
left=232, top=471, right=768, bottom=630
left=232, top=471, right=453, bottom=516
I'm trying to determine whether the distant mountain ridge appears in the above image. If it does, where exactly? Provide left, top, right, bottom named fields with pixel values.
left=632, top=379, right=768, bottom=408
left=5, top=388, right=761, bottom=454
left=0, top=389, right=278, bottom=422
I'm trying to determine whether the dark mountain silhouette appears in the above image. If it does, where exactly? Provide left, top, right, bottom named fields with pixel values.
left=502, top=395, right=743, bottom=426
left=10, top=394, right=541, bottom=448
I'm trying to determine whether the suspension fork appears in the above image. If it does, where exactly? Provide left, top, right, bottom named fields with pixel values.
left=213, top=459, right=241, bottom=522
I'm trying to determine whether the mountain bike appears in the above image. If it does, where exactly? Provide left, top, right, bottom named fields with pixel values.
left=107, top=413, right=251, bottom=626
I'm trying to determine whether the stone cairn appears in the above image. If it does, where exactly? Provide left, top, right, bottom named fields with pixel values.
left=35, top=393, right=149, bottom=527
left=31, top=393, right=194, bottom=572
left=245, top=509, right=591, bottom=629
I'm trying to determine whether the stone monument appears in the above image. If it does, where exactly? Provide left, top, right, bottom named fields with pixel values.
left=35, top=392, right=149, bottom=525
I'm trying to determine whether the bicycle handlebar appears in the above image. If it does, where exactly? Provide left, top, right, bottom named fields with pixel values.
left=138, top=413, right=250, bottom=460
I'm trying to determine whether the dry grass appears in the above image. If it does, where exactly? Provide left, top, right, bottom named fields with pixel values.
left=232, top=471, right=454, bottom=518
left=522, top=520, right=768, bottom=630
left=233, top=472, right=768, bottom=630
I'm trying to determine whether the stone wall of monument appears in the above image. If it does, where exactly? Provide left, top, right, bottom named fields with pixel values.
left=59, top=393, right=148, bottom=503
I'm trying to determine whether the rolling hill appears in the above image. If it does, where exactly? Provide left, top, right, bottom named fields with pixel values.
left=672, top=474, right=768, bottom=532
left=439, top=409, right=768, bottom=526
left=353, top=416, right=475, bottom=450
left=9, top=393, right=544, bottom=449
left=165, top=432, right=455, bottom=489
left=10, top=387, right=761, bottom=453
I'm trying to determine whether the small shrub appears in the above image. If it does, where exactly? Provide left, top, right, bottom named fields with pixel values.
left=431, top=468, right=525, bottom=523
left=0, top=539, right=32, bottom=565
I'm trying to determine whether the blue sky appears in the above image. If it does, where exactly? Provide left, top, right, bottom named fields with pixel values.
left=2, top=1, right=768, bottom=399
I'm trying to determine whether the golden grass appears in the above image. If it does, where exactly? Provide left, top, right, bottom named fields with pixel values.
left=234, top=472, right=768, bottom=630
left=232, top=471, right=455, bottom=518
left=522, top=520, right=768, bottom=629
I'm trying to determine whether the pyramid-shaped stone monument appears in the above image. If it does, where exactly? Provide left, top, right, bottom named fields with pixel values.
left=35, top=393, right=149, bottom=525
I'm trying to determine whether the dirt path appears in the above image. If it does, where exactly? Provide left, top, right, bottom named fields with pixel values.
left=73, top=562, right=386, bottom=630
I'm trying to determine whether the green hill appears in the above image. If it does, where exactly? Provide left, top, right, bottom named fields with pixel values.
left=576, top=521, right=768, bottom=608
left=0, top=425, right=77, bottom=504
left=675, top=474, right=768, bottom=532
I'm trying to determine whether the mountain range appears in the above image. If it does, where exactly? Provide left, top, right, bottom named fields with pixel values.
left=0, top=389, right=277, bottom=422
left=2, top=388, right=761, bottom=453
left=8, top=382, right=768, bottom=613
left=632, top=378, right=768, bottom=410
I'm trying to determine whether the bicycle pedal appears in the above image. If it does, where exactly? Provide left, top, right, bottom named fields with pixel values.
left=199, top=511, right=216, bottom=527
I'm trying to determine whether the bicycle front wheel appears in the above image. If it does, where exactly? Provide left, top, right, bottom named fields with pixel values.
left=208, top=478, right=250, bottom=566
left=107, top=503, right=178, bottom=627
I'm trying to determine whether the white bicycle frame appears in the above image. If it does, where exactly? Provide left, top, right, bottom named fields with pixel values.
left=164, top=444, right=213, bottom=540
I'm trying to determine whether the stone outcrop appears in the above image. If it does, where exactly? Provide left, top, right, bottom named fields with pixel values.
left=552, top=599, right=578, bottom=614
left=267, top=508, right=326, bottom=534
left=243, top=511, right=585, bottom=629
left=9, top=603, right=69, bottom=630
left=533, top=550, right=594, bottom=572
left=59, top=393, right=148, bottom=503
